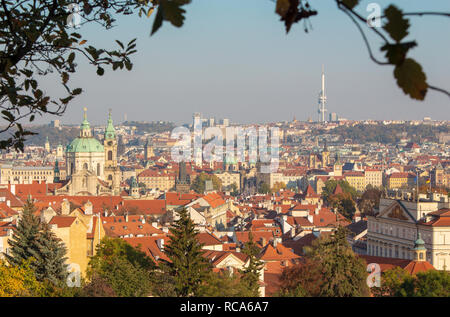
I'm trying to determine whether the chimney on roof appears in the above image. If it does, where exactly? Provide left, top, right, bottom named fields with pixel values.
left=307, top=214, right=313, bottom=224
left=260, top=237, right=267, bottom=246
left=61, top=199, right=70, bottom=215
left=157, top=238, right=164, bottom=250
left=290, top=228, right=296, bottom=238
left=6, top=200, right=10, bottom=207
left=10, top=184, right=15, bottom=195
left=314, top=207, right=319, bottom=215
left=273, top=237, right=282, bottom=248
left=84, top=200, right=93, bottom=215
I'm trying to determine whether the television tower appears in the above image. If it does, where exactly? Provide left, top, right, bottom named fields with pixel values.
left=317, top=65, right=327, bottom=123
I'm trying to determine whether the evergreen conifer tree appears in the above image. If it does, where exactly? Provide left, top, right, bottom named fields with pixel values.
left=160, top=208, right=210, bottom=297
left=5, top=199, right=69, bottom=285
left=240, top=231, right=264, bottom=296
left=5, top=199, right=41, bottom=267
left=33, top=222, right=69, bottom=285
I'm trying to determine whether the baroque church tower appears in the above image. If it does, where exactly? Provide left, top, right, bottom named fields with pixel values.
left=103, top=110, right=121, bottom=195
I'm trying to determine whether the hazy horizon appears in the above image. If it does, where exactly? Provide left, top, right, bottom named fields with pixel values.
left=27, top=0, right=450, bottom=126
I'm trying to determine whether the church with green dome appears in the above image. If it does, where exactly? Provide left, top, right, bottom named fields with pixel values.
left=55, top=108, right=121, bottom=196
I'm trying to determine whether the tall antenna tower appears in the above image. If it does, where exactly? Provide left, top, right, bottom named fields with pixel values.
left=318, top=65, right=327, bottom=123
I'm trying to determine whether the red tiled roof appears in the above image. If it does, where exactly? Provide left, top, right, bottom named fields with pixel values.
left=403, top=261, right=435, bottom=275
left=0, top=203, right=18, bottom=218
left=259, top=242, right=301, bottom=262
left=103, top=219, right=163, bottom=238
left=0, top=188, right=23, bottom=208
left=305, top=185, right=319, bottom=198
left=121, top=200, right=166, bottom=215
left=234, top=231, right=274, bottom=247
left=124, top=235, right=170, bottom=263
left=49, top=216, right=76, bottom=228
left=202, top=192, right=226, bottom=209
left=202, top=250, right=248, bottom=267
left=196, top=232, right=223, bottom=246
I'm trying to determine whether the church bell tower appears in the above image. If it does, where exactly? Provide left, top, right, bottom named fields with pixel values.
left=103, top=110, right=121, bottom=194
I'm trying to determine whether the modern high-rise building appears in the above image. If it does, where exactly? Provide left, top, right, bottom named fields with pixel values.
left=317, top=65, right=327, bottom=123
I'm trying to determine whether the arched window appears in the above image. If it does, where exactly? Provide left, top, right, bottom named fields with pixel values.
left=97, top=163, right=101, bottom=176
left=83, top=163, right=88, bottom=170
left=108, top=175, right=113, bottom=181
left=108, top=150, right=113, bottom=161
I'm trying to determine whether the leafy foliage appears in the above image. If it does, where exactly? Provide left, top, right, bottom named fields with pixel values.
left=393, top=58, right=428, bottom=100
left=151, top=0, right=192, bottom=35
left=87, top=237, right=155, bottom=297
left=197, top=270, right=257, bottom=297
left=275, top=0, right=318, bottom=33
left=279, top=227, right=370, bottom=297
left=190, top=172, right=222, bottom=194
left=373, top=268, right=450, bottom=297
left=322, top=179, right=358, bottom=201
left=81, top=273, right=117, bottom=297
left=0, top=259, right=45, bottom=297
left=258, top=182, right=271, bottom=194
left=371, top=266, right=412, bottom=297
left=0, top=0, right=155, bottom=151
left=272, top=181, right=287, bottom=193
left=328, top=192, right=356, bottom=221
left=358, top=186, right=382, bottom=215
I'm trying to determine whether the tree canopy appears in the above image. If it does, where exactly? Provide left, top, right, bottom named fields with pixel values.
left=279, top=227, right=370, bottom=297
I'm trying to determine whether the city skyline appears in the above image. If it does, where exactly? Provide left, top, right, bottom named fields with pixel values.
left=29, top=0, right=449, bottom=126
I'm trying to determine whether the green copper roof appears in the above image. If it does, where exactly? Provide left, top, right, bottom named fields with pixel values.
left=414, top=233, right=426, bottom=251
left=66, top=137, right=104, bottom=153
left=105, top=111, right=116, bottom=139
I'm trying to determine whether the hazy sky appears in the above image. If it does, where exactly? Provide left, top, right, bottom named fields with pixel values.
left=36, top=0, right=450, bottom=126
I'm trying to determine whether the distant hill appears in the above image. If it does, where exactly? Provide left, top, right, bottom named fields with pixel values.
left=0, top=125, right=81, bottom=147
left=321, top=123, right=449, bottom=144
left=122, top=121, right=175, bottom=134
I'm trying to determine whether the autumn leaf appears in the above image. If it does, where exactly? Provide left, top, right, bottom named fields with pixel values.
left=341, top=0, right=360, bottom=10
left=381, top=41, right=417, bottom=65
left=393, top=58, right=428, bottom=100
left=276, top=0, right=291, bottom=18
left=383, top=5, right=410, bottom=42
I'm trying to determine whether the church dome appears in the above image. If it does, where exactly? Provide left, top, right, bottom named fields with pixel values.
left=66, top=107, right=104, bottom=153
left=66, top=137, right=104, bottom=153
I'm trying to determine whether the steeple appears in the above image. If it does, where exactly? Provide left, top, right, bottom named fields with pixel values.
left=44, top=136, right=50, bottom=152
left=413, top=232, right=426, bottom=262
left=54, top=160, right=60, bottom=183
left=80, top=107, right=92, bottom=138
left=105, top=109, right=116, bottom=140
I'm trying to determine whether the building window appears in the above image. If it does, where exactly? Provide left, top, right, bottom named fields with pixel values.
left=108, top=151, right=113, bottom=161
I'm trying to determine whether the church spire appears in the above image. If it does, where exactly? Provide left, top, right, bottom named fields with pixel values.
left=413, top=232, right=426, bottom=262
left=105, top=108, right=116, bottom=140
left=80, top=107, right=92, bottom=137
